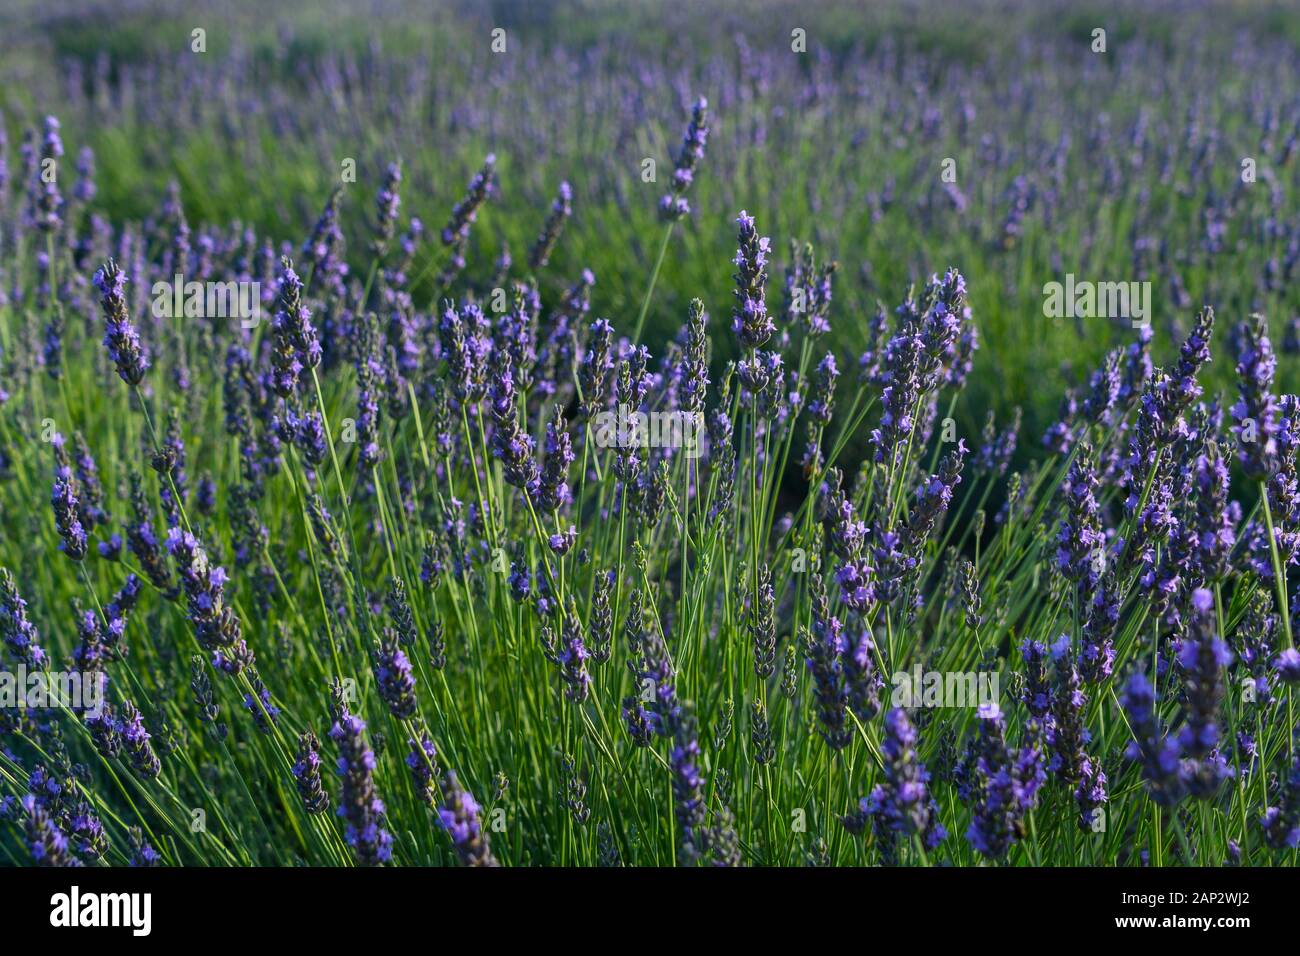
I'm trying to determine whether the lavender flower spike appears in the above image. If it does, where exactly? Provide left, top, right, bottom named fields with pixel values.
left=94, top=260, right=149, bottom=386
left=528, top=180, right=572, bottom=270
left=659, top=97, right=709, bottom=221
left=858, top=708, right=946, bottom=855
left=330, top=713, right=393, bottom=866
left=731, top=211, right=774, bottom=350
left=0, top=567, right=47, bottom=667
left=438, top=771, right=498, bottom=866
left=1232, top=314, right=1279, bottom=479
left=50, top=433, right=88, bottom=561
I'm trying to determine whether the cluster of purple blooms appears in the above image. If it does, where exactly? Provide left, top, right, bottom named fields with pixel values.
left=659, top=97, right=708, bottom=221
left=329, top=711, right=393, bottom=866
left=961, top=704, right=1045, bottom=859
left=847, top=709, right=946, bottom=857
left=93, top=261, right=149, bottom=386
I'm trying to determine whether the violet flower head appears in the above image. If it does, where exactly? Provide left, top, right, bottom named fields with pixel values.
left=0, top=568, right=48, bottom=668
left=679, top=298, right=710, bottom=416
left=35, top=116, right=63, bottom=232
left=1276, top=648, right=1300, bottom=685
left=1056, top=446, right=1103, bottom=585
left=437, top=770, right=497, bottom=866
left=293, top=731, right=330, bottom=815
left=371, top=161, right=402, bottom=256
left=1079, top=573, right=1119, bottom=683
left=784, top=240, right=836, bottom=336
left=807, top=351, right=839, bottom=425
left=120, top=701, right=162, bottom=779
left=804, top=586, right=852, bottom=749
left=488, top=348, right=539, bottom=491
left=669, top=713, right=710, bottom=862
left=407, top=734, right=440, bottom=806
left=659, top=96, right=708, bottom=221
left=860, top=708, right=946, bottom=852
left=438, top=302, right=484, bottom=404
left=371, top=628, right=418, bottom=719
left=731, top=211, right=774, bottom=350
left=94, top=260, right=149, bottom=386
left=557, top=623, right=591, bottom=702
left=50, top=434, right=88, bottom=561
left=1231, top=314, right=1279, bottom=479
left=528, top=180, right=572, bottom=270
left=70, top=145, right=96, bottom=204
left=964, top=706, right=1044, bottom=859
left=1193, top=442, right=1237, bottom=582
left=128, top=827, right=161, bottom=867
left=22, top=795, right=74, bottom=867
left=273, top=257, right=320, bottom=381
left=330, top=714, right=392, bottom=866
left=440, top=154, right=496, bottom=280
left=166, top=527, right=249, bottom=673
left=1177, top=588, right=1234, bottom=798
left=578, top=317, right=615, bottom=420
left=532, top=405, right=575, bottom=513
left=1120, top=670, right=1184, bottom=807
left=1171, top=306, right=1215, bottom=410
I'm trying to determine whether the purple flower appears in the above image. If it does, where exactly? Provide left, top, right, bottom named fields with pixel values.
left=856, top=709, right=946, bottom=854
left=73, top=145, right=95, bottom=203
left=94, top=261, right=149, bottom=386
left=439, top=302, right=486, bottom=404
left=1047, top=642, right=1108, bottom=828
left=532, top=405, right=574, bottom=513
left=437, top=771, right=497, bottom=866
left=1177, top=588, right=1235, bottom=798
left=128, top=828, right=161, bottom=867
left=166, top=527, right=249, bottom=672
left=22, top=795, right=74, bottom=867
left=668, top=714, right=709, bottom=862
left=293, top=732, right=329, bottom=814
left=489, top=348, right=539, bottom=491
left=547, top=526, right=577, bottom=555
left=578, top=317, right=614, bottom=420
left=1231, top=315, right=1279, bottom=479
left=658, top=97, right=708, bottom=221
left=371, top=161, right=402, bottom=256
left=50, top=435, right=88, bottom=561
left=784, top=240, right=836, bottom=336
left=804, top=604, right=850, bottom=749
left=407, top=734, right=440, bottom=806
left=1121, top=670, right=1185, bottom=807
left=1275, top=648, right=1300, bottom=684
left=528, top=180, right=572, bottom=270
left=371, top=628, right=418, bottom=719
left=679, top=298, right=710, bottom=416
left=330, top=713, right=392, bottom=865
left=731, top=211, right=774, bottom=350
left=1057, top=447, right=1103, bottom=585
left=120, top=701, right=162, bottom=779
left=0, top=568, right=46, bottom=669
left=270, top=257, right=320, bottom=395
left=440, top=154, right=496, bottom=281
left=35, top=116, right=63, bottom=232
left=807, top=351, right=839, bottom=425
left=964, top=707, right=1044, bottom=859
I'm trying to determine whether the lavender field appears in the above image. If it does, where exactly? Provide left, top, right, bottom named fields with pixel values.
left=1, top=0, right=1299, bottom=870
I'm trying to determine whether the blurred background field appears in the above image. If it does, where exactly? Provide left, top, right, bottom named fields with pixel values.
left=3, top=0, right=1300, bottom=465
